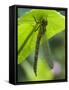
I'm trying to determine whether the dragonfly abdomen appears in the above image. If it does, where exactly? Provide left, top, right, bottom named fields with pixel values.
left=34, top=32, right=42, bottom=76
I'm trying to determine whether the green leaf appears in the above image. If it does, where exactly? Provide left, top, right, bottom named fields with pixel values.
left=21, top=58, right=53, bottom=81
left=18, top=9, right=65, bottom=64
left=36, top=58, right=54, bottom=80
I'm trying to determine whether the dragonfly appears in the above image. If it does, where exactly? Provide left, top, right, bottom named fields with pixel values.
left=18, top=15, right=53, bottom=76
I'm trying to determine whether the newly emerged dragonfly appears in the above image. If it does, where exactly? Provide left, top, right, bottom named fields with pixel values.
left=33, top=16, right=48, bottom=76
left=18, top=15, right=53, bottom=76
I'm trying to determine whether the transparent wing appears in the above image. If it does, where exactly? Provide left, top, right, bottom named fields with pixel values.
left=41, top=30, right=54, bottom=69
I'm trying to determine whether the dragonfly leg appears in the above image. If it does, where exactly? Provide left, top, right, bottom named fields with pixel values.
left=32, top=15, right=39, bottom=23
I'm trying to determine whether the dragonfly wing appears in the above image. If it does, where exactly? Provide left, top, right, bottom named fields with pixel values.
left=41, top=32, right=54, bottom=68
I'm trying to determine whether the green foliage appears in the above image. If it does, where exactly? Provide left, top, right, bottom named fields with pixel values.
left=18, top=9, right=65, bottom=64
left=20, top=58, right=53, bottom=81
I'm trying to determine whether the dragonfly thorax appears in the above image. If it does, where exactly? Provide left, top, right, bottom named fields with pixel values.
left=41, top=18, right=48, bottom=26
left=39, top=18, right=48, bottom=34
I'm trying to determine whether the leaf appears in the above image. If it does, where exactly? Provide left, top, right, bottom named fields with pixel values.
left=20, top=58, right=53, bottom=81
left=36, top=58, right=54, bottom=80
left=18, top=9, right=65, bottom=64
